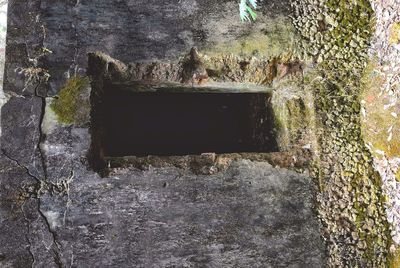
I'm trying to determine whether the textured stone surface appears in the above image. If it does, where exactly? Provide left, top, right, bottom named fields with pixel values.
left=0, top=0, right=325, bottom=266
left=40, top=0, right=293, bottom=94
left=37, top=160, right=325, bottom=267
left=62, top=161, right=324, bottom=267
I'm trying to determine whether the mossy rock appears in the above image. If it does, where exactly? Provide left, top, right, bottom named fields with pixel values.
left=50, top=76, right=91, bottom=125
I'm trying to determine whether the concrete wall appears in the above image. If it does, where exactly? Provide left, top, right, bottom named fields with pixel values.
left=0, top=1, right=325, bottom=267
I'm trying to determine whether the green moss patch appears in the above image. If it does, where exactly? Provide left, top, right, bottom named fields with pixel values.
left=290, top=0, right=395, bottom=263
left=50, top=76, right=91, bottom=125
left=305, top=63, right=390, bottom=265
left=293, top=0, right=374, bottom=69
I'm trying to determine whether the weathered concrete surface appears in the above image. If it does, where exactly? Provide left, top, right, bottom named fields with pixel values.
left=39, top=0, right=294, bottom=95
left=40, top=160, right=324, bottom=267
left=1, top=109, right=326, bottom=267
left=1, top=111, right=326, bottom=267
left=0, top=0, right=325, bottom=266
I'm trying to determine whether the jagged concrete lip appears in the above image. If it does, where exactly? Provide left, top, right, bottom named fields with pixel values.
left=109, top=80, right=274, bottom=93
left=104, top=150, right=312, bottom=174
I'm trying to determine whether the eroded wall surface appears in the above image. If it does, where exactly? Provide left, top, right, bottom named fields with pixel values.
left=5, top=0, right=400, bottom=266
left=0, top=0, right=326, bottom=267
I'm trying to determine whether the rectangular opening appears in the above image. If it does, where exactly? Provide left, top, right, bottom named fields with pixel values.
left=93, top=83, right=278, bottom=159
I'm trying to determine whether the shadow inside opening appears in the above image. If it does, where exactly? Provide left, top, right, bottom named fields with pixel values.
left=93, top=84, right=278, bottom=158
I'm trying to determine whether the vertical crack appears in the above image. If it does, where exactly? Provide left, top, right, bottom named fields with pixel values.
left=71, top=0, right=81, bottom=78
left=3, top=0, right=64, bottom=266
left=34, top=82, right=49, bottom=182
left=1, top=149, right=42, bottom=187
left=21, top=200, right=36, bottom=268
left=32, top=19, right=62, bottom=265
left=1, top=150, right=63, bottom=268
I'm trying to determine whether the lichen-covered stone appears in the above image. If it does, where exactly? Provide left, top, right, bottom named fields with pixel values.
left=292, top=0, right=374, bottom=69
left=290, top=0, right=391, bottom=265
left=305, top=64, right=390, bottom=266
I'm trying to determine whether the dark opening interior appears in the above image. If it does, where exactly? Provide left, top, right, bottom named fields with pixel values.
left=92, top=83, right=278, bottom=159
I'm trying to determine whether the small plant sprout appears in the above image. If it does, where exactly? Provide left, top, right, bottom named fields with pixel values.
left=14, top=44, right=53, bottom=94
left=15, top=67, right=51, bottom=93
left=239, top=0, right=257, bottom=22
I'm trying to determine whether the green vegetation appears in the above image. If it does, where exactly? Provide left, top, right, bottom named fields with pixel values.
left=50, top=76, right=90, bottom=125
left=306, top=63, right=389, bottom=265
left=293, top=0, right=374, bottom=68
left=239, top=0, right=257, bottom=22
left=290, top=0, right=393, bottom=264
left=271, top=78, right=316, bottom=152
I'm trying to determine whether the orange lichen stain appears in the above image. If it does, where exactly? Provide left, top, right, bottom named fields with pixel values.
left=365, top=94, right=375, bottom=103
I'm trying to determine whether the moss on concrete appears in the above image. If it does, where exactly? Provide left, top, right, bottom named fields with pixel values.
left=203, top=16, right=298, bottom=59
left=50, top=76, right=91, bottom=125
left=90, top=48, right=304, bottom=89
left=105, top=150, right=312, bottom=176
left=290, top=0, right=395, bottom=263
left=306, top=63, right=390, bottom=265
left=396, top=170, right=400, bottom=182
left=293, top=0, right=374, bottom=68
left=271, top=78, right=317, bottom=152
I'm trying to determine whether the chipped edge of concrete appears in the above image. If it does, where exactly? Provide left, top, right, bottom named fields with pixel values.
left=106, top=149, right=313, bottom=176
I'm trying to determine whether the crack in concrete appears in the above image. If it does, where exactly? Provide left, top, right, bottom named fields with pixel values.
left=1, top=149, right=43, bottom=188
left=21, top=199, right=36, bottom=268
left=33, top=82, right=49, bottom=182
left=1, top=149, right=64, bottom=267
left=1, top=148, right=75, bottom=195
left=1, top=3, right=66, bottom=266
